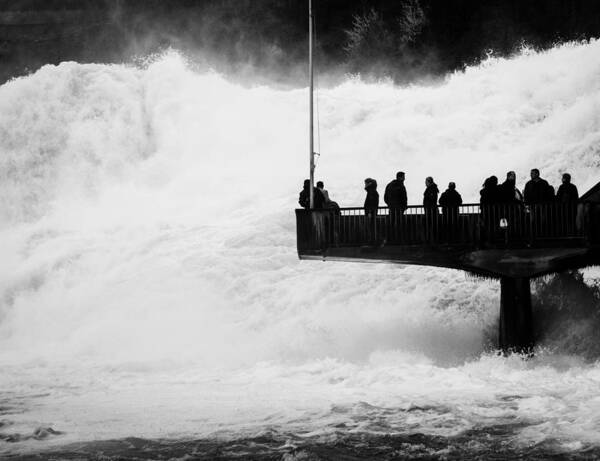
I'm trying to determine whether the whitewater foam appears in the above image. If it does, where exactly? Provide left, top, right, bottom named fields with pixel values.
left=2, top=41, right=600, bottom=453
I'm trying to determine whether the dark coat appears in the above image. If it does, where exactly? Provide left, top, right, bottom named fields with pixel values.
left=439, top=189, right=463, bottom=209
left=384, top=179, right=407, bottom=209
left=423, top=183, right=439, bottom=209
left=364, top=182, right=379, bottom=211
left=556, top=183, right=579, bottom=203
left=524, top=178, right=554, bottom=204
left=480, top=178, right=501, bottom=205
left=298, top=186, right=325, bottom=209
left=498, top=180, right=523, bottom=203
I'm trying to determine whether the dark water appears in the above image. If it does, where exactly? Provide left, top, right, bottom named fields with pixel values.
left=4, top=429, right=600, bottom=461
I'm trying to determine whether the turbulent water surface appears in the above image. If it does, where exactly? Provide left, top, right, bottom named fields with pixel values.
left=2, top=41, right=600, bottom=459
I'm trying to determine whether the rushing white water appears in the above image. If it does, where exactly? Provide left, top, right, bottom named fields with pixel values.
left=1, top=41, right=600, bottom=455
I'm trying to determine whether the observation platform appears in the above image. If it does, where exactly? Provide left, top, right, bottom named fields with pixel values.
left=296, top=201, right=600, bottom=352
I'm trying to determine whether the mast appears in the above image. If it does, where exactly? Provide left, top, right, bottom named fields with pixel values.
left=308, top=0, right=315, bottom=208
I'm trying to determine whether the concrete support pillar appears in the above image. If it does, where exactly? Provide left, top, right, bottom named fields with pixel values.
left=499, top=277, right=533, bottom=353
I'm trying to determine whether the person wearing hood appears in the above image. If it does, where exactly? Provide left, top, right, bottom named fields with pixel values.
left=364, top=178, right=379, bottom=214
left=364, top=178, right=379, bottom=243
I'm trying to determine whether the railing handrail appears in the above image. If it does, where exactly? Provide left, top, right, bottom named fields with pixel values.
left=296, top=201, right=590, bottom=252
left=296, top=201, right=580, bottom=212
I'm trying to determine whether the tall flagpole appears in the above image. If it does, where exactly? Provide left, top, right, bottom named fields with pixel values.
left=309, top=0, right=315, bottom=209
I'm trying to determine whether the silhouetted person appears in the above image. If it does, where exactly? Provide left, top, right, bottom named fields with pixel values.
left=480, top=176, right=500, bottom=205
left=498, top=171, right=523, bottom=204
left=298, top=179, right=311, bottom=209
left=423, top=177, right=439, bottom=241
left=317, top=180, right=340, bottom=211
left=439, top=182, right=462, bottom=212
left=364, top=178, right=379, bottom=243
left=524, top=169, right=553, bottom=204
left=364, top=177, right=379, bottom=214
left=423, top=177, right=439, bottom=210
left=439, top=182, right=462, bottom=242
left=524, top=169, right=556, bottom=239
left=495, top=171, right=525, bottom=244
left=298, top=179, right=324, bottom=209
left=316, top=180, right=340, bottom=243
left=556, top=173, right=578, bottom=203
left=479, top=176, right=501, bottom=243
left=555, top=173, right=579, bottom=235
left=384, top=171, right=408, bottom=212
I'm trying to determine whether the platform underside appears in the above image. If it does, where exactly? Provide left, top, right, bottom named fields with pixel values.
left=300, top=245, right=597, bottom=278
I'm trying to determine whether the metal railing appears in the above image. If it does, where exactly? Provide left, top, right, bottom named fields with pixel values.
left=296, top=202, right=593, bottom=252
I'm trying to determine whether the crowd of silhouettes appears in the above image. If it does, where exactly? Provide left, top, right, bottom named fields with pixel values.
left=480, top=169, right=578, bottom=206
left=299, top=168, right=579, bottom=212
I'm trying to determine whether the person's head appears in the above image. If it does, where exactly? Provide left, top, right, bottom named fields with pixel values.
left=303, top=179, right=310, bottom=189
left=448, top=182, right=456, bottom=190
left=316, top=180, right=324, bottom=189
left=396, top=171, right=405, bottom=181
left=530, top=168, right=540, bottom=180
left=484, top=176, right=498, bottom=188
left=562, top=173, right=571, bottom=184
left=425, top=176, right=433, bottom=186
left=364, top=177, right=377, bottom=189
left=506, top=171, right=516, bottom=182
